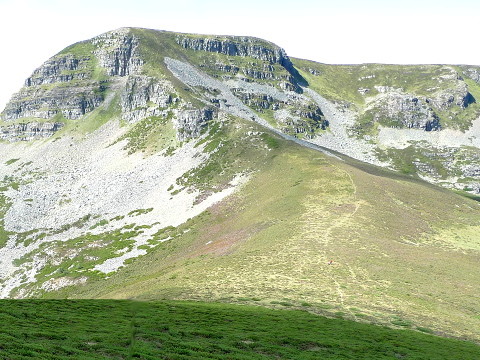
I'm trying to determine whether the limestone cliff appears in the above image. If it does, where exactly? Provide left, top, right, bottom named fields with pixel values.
left=366, top=89, right=441, bottom=131
left=176, top=34, right=304, bottom=92
left=120, top=75, right=175, bottom=123
left=0, top=28, right=145, bottom=141
left=461, top=66, right=480, bottom=84
left=175, top=35, right=291, bottom=67
left=0, top=122, right=64, bottom=142
left=93, top=29, right=144, bottom=76
left=175, top=108, right=214, bottom=141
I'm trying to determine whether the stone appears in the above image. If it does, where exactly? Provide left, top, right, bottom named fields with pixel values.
left=121, top=75, right=175, bottom=123
left=369, top=91, right=441, bottom=131
left=463, top=67, right=480, bottom=83
left=0, top=122, right=64, bottom=142
left=176, top=35, right=290, bottom=66
left=93, top=28, right=144, bottom=76
left=0, top=28, right=146, bottom=141
left=175, top=35, right=304, bottom=92
left=428, top=82, right=474, bottom=110
left=174, top=108, right=215, bottom=141
left=2, top=84, right=104, bottom=121
left=25, top=54, right=90, bottom=87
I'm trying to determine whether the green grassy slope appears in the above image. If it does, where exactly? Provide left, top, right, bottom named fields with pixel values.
left=292, top=59, right=475, bottom=106
left=1, top=300, right=478, bottom=359
left=47, top=124, right=480, bottom=342
left=293, top=58, right=480, bottom=131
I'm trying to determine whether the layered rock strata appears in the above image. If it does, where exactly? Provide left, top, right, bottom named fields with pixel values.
left=0, top=122, right=64, bottom=142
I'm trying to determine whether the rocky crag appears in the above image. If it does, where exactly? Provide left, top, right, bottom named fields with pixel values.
left=0, top=28, right=479, bottom=201
left=0, top=122, right=64, bottom=141
left=3, top=29, right=480, bottom=187
left=291, top=60, right=480, bottom=192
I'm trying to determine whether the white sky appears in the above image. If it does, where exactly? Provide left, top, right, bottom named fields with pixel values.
left=1, top=0, right=479, bottom=111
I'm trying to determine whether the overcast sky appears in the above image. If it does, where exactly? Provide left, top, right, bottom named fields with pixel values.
left=1, top=0, right=479, bottom=110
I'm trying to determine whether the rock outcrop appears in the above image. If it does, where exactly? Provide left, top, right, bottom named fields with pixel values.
left=25, top=54, right=90, bottom=87
left=2, top=84, right=105, bottom=121
left=174, top=108, right=214, bottom=141
left=463, top=67, right=480, bottom=83
left=428, top=82, right=474, bottom=110
left=176, top=35, right=291, bottom=67
left=0, top=28, right=145, bottom=140
left=366, top=80, right=474, bottom=131
left=1, top=47, right=105, bottom=122
left=121, top=75, right=175, bottom=123
left=0, top=122, right=64, bottom=142
left=233, top=91, right=280, bottom=110
left=274, top=108, right=327, bottom=139
left=367, top=90, right=441, bottom=131
left=93, top=28, right=144, bottom=76
left=176, top=35, right=304, bottom=91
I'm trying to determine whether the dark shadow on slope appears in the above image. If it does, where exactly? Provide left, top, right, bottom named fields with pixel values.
left=464, top=92, right=476, bottom=107
left=281, top=58, right=309, bottom=92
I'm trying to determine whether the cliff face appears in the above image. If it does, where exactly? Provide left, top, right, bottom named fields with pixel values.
left=176, top=34, right=304, bottom=92
left=176, top=35, right=291, bottom=66
left=429, top=81, right=474, bottom=110
left=120, top=75, right=174, bottom=123
left=2, top=51, right=104, bottom=122
left=25, top=55, right=89, bottom=86
left=366, top=90, right=441, bottom=131
left=93, top=29, right=144, bottom=76
left=0, top=28, right=145, bottom=140
left=0, top=122, right=64, bottom=142
left=175, top=108, right=214, bottom=141
left=2, top=86, right=104, bottom=122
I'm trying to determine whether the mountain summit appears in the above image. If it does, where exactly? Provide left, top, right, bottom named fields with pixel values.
left=0, top=28, right=479, bottom=341
left=3, top=28, right=480, bottom=193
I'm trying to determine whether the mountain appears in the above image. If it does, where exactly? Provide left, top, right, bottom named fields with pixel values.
left=0, top=27, right=479, bottom=342
left=292, top=60, right=480, bottom=191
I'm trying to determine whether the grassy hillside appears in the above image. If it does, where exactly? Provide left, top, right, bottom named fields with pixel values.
left=292, top=59, right=473, bottom=107
left=46, top=125, right=480, bottom=342
left=293, top=58, right=480, bottom=131
left=1, top=27, right=479, bottom=348
left=1, top=299, right=478, bottom=359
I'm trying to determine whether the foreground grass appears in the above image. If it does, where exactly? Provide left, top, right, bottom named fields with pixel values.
left=0, top=300, right=478, bottom=360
